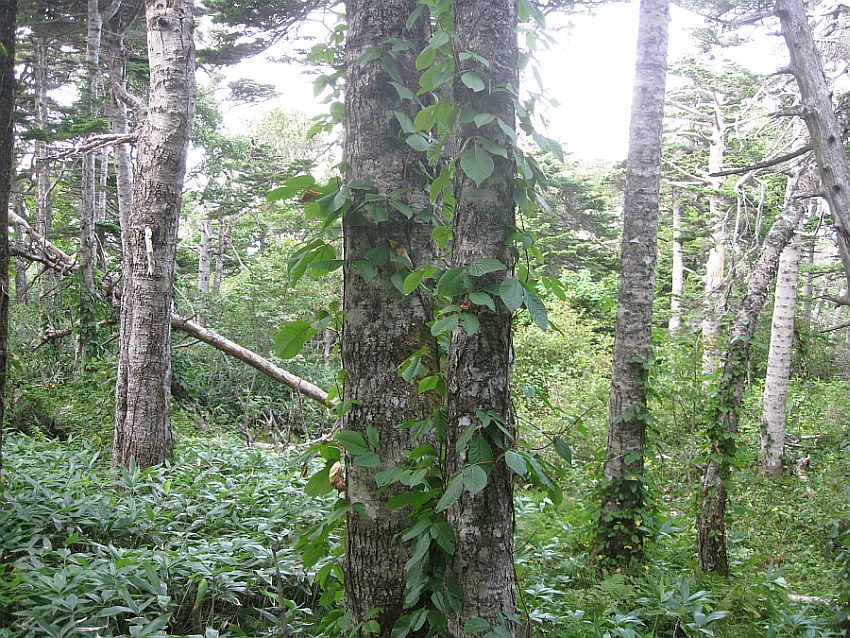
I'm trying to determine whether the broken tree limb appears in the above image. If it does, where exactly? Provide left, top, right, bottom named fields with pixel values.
left=7, top=215, right=334, bottom=409
left=169, top=313, right=333, bottom=408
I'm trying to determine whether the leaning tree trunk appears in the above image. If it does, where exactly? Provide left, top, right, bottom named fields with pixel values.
left=697, top=171, right=808, bottom=575
left=777, top=0, right=850, bottom=283
left=340, top=1, right=434, bottom=635
left=444, top=1, right=519, bottom=633
left=0, top=0, right=17, bottom=473
left=112, top=0, right=195, bottom=469
left=761, top=219, right=803, bottom=475
left=597, top=0, right=670, bottom=568
left=669, top=188, right=684, bottom=332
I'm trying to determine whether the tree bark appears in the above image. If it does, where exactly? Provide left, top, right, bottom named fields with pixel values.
left=112, top=0, right=195, bottom=469
left=13, top=197, right=29, bottom=304
left=198, top=204, right=213, bottom=294
left=444, top=1, right=519, bottom=633
left=697, top=171, right=808, bottom=575
left=212, top=215, right=231, bottom=293
left=761, top=218, right=803, bottom=475
left=669, top=188, right=684, bottom=332
left=0, top=0, right=17, bottom=474
left=800, top=233, right=815, bottom=329
left=597, top=0, right=669, bottom=568
left=33, top=34, right=55, bottom=308
left=341, top=1, right=434, bottom=634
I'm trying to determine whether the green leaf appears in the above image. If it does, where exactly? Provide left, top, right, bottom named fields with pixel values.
left=403, top=271, right=424, bottom=294
left=553, top=437, right=572, bottom=465
left=193, top=577, right=209, bottom=610
left=431, top=314, right=459, bottom=336
left=430, top=521, right=455, bottom=554
left=390, top=82, right=416, bottom=100
left=459, top=144, right=495, bottom=187
left=461, top=71, right=486, bottom=92
left=461, top=313, right=480, bottom=335
left=336, top=431, right=369, bottom=455
left=466, top=258, right=506, bottom=277
left=464, top=618, right=491, bottom=633
left=436, top=268, right=465, bottom=298
left=498, top=279, right=525, bottom=313
left=523, top=286, right=549, bottom=330
left=432, top=226, right=453, bottom=250
left=394, top=111, right=414, bottom=133
left=367, top=426, right=381, bottom=450
left=415, top=46, right=437, bottom=70
left=468, top=435, right=493, bottom=465
left=473, top=113, right=496, bottom=127
left=274, top=321, right=317, bottom=359
left=266, top=175, right=316, bottom=201
left=375, top=467, right=405, bottom=488
left=305, top=466, right=334, bottom=497
left=354, top=260, right=377, bottom=282
left=464, top=465, right=488, bottom=495
left=435, top=473, right=464, bottom=512
left=413, top=105, right=437, bottom=131
left=353, top=451, right=381, bottom=468
left=406, top=133, right=431, bottom=151
left=468, top=291, right=496, bottom=311
left=505, top=450, right=528, bottom=476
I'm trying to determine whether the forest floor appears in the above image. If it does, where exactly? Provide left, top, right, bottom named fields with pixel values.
left=1, top=396, right=848, bottom=638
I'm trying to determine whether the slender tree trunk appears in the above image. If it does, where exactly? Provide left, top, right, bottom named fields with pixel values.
left=340, top=1, right=434, bottom=634
left=669, top=189, right=684, bottom=332
left=13, top=197, right=29, bottom=304
left=212, top=215, right=231, bottom=293
left=761, top=218, right=804, bottom=475
left=198, top=204, right=213, bottom=294
left=444, top=1, right=519, bottom=633
left=701, top=94, right=728, bottom=378
left=33, top=35, right=54, bottom=308
left=597, top=0, right=670, bottom=568
left=697, top=171, right=807, bottom=575
left=112, top=0, right=195, bottom=469
left=0, top=0, right=17, bottom=474
left=801, top=233, right=815, bottom=329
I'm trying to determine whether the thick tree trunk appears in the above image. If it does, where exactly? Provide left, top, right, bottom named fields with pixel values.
left=341, top=1, right=434, bottom=634
left=669, top=189, right=684, bottom=332
left=761, top=221, right=803, bottom=475
left=112, top=0, right=195, bottom=469
left=597, top=0, right=669, bottom=568
left=697, top=172, right=807, bottom=575
left=0, top=0, right=17, bottom=473
left=33, top=35, right=55, bottom=308
left=444, top=1, right=519, bottom=633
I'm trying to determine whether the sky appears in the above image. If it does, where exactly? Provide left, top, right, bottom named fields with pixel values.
left=211, top=2, right=789, bottom=163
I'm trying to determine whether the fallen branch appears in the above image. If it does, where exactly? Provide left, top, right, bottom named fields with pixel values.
left=8, top=218, right=334, bottom=409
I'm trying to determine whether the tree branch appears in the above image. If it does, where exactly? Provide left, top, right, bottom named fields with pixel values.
left=709, top=144, right=812, bottom=177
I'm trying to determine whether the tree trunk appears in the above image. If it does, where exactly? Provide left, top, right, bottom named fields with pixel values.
left=13, top=197, right=29, bottom=304
left=697, top=171, right=808, bottom=575
left=198, top=204, right=213, bottom=294
left=701, top=91, right=729, bottom=378
left=669, top=189, right=684, bottom=332
left=0, top=0, right=17, bottom=473
left=341, top=1, right=434, bottom=634
left=800, top=233, right=815, bottom=329
left=444, top=1, right=519, bottom=633
left=33, top=34, right=54, bottom=308
left=760, top=218, right=804, bottom=475
left=112, top=0, right=195, bottom=469
left=777, top=0, right=850, bottom=291
left=212, top=215, right=231, bottom=293
left=597, top=0, right=670, bottom=568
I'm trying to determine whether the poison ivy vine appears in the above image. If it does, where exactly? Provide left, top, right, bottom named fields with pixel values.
left=268, top=1, right=575, bottom=635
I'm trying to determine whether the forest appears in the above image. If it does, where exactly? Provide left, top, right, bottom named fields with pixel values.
left=1, top=0, right=850, bottom=636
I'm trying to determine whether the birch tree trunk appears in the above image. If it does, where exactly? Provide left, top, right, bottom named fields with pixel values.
left=0, top=0, right=17, bottom=473
left=597, top=0, right=669, bottom=568
left=761, top=221, right=803, bottom=476
left=444, top=1, right=519, bottom=632
left=212, top=215, right=231, bottom=294
left=112, top=0, right=195, bottom=469
left=340, top=1, right=434, bottom=634
left=669, top=189, right=684, bottom=332
left=198, top=204, right=213, bottom=294
left=697, top=173, right=807, bottom=575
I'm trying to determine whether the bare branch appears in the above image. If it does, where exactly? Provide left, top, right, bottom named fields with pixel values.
left=709, top=144, right=812, bottom=177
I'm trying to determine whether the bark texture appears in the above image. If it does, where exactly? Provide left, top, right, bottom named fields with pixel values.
left=597, top=0, right=669, bottom=567
left=33, top=35, right=55, bottom=307
left=697, top=173, right=807, bottom=575
left=198, top=205, right=213, bottom=294
left=0, top=0, right=16, bottom=473
left=777, top=0, right=850, bottom=277
left=760, top=222, right=803, bottom=475
left=444, top=1, right=519, bottom=633
left=341, top=1, right=434, bottom=634
left=112, top=0, right=195, bottom=468
left=669, top=189, right=684, bottom=332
